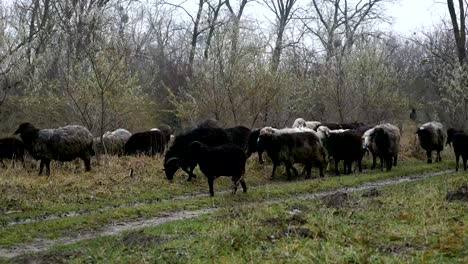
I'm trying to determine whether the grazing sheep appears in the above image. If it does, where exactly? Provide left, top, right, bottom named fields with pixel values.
left=292, top=118, right=321, bottom=130
left=187, top=141, right=247, bottom=196
left=94, top=128, right=132, bottom=155
left=318, top=126, right=364, bottom=175
left=124, top=130, right=166, bottom=156
left=447, top=128, right=468, bottom=171
left=164, top=127, right=231, bottom=181
left=416, top=122, right=447, bottom=163
left=164, top=126, right=251, bottom=181
left=246, top=129, right=265, bottom=164
left=367, top=124, right=400, bottom=171
left=258, top=127, right=326, bottom=180
left=14, top=123, right=94, bottom=176
left=0, top=137, right=25, bottom=167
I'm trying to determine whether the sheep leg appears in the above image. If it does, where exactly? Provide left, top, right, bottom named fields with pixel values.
left=270, top=164, right=277, bottom=180
left=240, top=178, right=247, bottom=193
left=289, top=163, right=299, bottom=177
left=380, top=157, right=384, bottom=172
left=45, top=160, right=51, bottom=176
left=436, top=151, right=442, bottom=162
left=231, top=178, right=239, bottom=194
left=357, top=159, right=362, bottom=172
left=304, top=165, right=312, bottom=179
left=335, top=159, right=340, bottom=175
left=258, top=151, right=264, bottom=164
left=393, top=155, right=397, bottom=166
left=285, top=165, right=293, bottom=181
left=318, top=163, right=324, bottom=177
left=83, top=157, right=91, bottom=172
left=455, top=154, right=460, bottom=172
left=386, top=157, right=392, bottom=171
left=39, top=160, right=45, bottom=175
left=207, top=176, right=215, bottom=197
left=426, top=151, right=432, bottom=163
left=371, top=153, right=377, bottom=170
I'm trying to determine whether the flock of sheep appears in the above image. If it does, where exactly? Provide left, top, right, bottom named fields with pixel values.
left=0, top=119, right=466, bottom=196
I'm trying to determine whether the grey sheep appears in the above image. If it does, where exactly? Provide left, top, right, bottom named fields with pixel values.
left=94, top=128, right=132, bottom=155
left=258, top=127, right=327, bottom=180
left=416, top=122, right=447, bottom=163
left=14, top=123, right=94, bottom=176
left=363, top=123, right=400, bottom=171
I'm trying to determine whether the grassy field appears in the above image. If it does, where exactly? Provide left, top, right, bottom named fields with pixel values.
left=0, top=150, right=466, bottom=262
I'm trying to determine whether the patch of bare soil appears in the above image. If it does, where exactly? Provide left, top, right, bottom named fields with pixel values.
left=361, top=188, right=382, bottom=198
left=263, top=214, right=308, bottom=228
left=378, top=242, right=422, bottom=254
left=11, top=250, right=82, bottom=264
left=322, top=192, right=358, bottom=209
left=446, top=184, right=468, bottom=202
left=119, top=230, right=164, bottom=248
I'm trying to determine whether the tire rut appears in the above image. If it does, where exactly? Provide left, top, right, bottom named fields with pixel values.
left=0, top=169, right=453, bottom=259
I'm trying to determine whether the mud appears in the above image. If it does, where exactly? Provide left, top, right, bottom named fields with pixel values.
left=446, top=184, right=468, bottom=202
left=378, top=242, right=422, bottom=254
left=0, top=169, right=453, bottom=259
left=361, top=188, right=382, bottom=198
left=10, top=250, right=82, bottom=264
left=119, top=230, right=164, bottom=248
left=0, top=208, right=216, bottom=259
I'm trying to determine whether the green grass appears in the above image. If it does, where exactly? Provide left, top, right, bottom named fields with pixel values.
left=0, top=158, right=456, bottom=248
left=14, top=170, right=465, bottom=264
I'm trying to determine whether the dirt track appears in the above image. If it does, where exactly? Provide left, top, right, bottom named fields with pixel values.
left=0, top=169, right=453, bottom=259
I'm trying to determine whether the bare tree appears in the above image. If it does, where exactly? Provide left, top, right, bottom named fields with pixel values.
left=263, top=0, right=299, bottom=72
left=225, top=0, right=252, bottom=64
left=447, top=0, right=466, bottom=65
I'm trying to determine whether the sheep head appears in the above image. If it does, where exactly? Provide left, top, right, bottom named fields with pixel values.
left=164, top=157, right=180, bottom=181
left=14, top=123, right=39, bottom=143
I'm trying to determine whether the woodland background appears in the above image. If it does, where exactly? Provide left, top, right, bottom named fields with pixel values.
left=1, top=0, right=467, bottom=137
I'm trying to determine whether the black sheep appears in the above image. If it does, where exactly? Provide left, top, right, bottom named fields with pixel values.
left=164, top=126, right=251, bottom=181
left=164, top=127, right=230, bottom=181
left=187, top=141, right=247, bottom=196
left=369, top=124, right=400, bottom=171
left=447, top=128, right=468, bottom=171
left=124, top=130, right=166, bottom=156
left=320, top=128, right=365, bottom=175
left=0, top=137, right=25, bottom=167
left=246, top=129, right=264, bottom=164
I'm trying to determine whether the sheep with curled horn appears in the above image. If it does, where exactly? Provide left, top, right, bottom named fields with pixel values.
left=14, top=122, right=94, bottom=176
left=416, top=122, right=447, bottom=163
